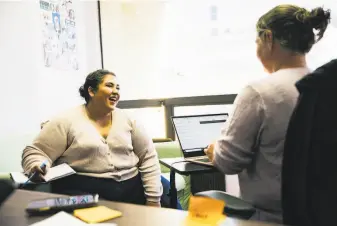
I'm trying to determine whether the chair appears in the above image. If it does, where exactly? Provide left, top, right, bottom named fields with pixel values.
left=195, top=190, right=255, bottom=220
left=282, top=59, right=337, bottom=226
left=154, top=141, right=191, bottom=210
left=0, top=179, right=15, bottom=206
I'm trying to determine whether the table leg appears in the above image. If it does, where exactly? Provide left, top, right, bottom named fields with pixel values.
left=169, top=169, right=178, bottom=209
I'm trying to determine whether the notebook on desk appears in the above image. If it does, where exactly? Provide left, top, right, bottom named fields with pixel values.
left=10, top=163, right=75, bottom=184
left=171, top=113, right=228, bottom=166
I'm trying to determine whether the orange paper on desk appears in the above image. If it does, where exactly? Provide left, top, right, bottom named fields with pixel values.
left=186, top=196, right=225, bottom=225
left=73, top=206, right=122, bottom=223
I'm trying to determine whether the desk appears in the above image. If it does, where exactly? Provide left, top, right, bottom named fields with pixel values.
left=159, top=158, right=217, bottom=209
left=0, top=190, right=283, bottom=226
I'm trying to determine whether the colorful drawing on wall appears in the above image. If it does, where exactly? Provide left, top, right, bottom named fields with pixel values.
left=40, top=0, right=79, bottom=70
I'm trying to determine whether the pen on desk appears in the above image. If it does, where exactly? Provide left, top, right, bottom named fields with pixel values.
left=22, top=160, right=48, bottom=186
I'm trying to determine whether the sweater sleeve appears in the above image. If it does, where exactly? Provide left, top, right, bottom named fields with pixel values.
left=131, top=119, right=163, bottom=203
left=21, top=117, right=70, bottom=173
left=213, top=85, right=265, bottom=174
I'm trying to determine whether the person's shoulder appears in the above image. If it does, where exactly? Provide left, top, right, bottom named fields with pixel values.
left=55, top=105, right=83, bottom=119
left=248, top=68, right=309, bottom=95
left=114, top=107, right=131, bottom=120
left=233, top=75, right=273, bottom=107
left=235, top=83, right=262, bottom=105
left=113, top=108, right=135, bottom=127
left=113, top=108, right=145, bottom=130
left=246, top=74, right=274, bottom=91
left=239, top=76, right=280, bottom=108
left=245, top=71, right=288, bottom=97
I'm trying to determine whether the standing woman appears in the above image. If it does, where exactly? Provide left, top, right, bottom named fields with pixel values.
left=205, top=4, right=331, bottom=223
left=22, top=69, right=163, bottom=207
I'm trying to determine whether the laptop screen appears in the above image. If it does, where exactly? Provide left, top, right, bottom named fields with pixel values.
left=172, top=113, right=228, bottom=153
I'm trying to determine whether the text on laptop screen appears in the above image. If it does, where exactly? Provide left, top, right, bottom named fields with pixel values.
left=173, top=114, right=228, bottom=152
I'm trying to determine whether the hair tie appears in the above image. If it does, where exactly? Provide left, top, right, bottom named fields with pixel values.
left=295, top=8, right=310, bottom=24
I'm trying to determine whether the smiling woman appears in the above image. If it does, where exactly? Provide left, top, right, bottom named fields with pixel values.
left=78, top=70, right=120, bottom=111
left=21, top=69, right=163, bottom=207
left=78, top=70, right=120, bottom=139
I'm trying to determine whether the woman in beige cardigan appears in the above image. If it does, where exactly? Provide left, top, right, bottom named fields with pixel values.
left=22, top=69, right=162, bottom=207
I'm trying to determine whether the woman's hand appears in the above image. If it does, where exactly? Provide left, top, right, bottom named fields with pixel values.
left=146, top=201, right=161, bottom=207
left=28, top=163, right=47, bottom=182
left=204, top=143, right=215, bottom=162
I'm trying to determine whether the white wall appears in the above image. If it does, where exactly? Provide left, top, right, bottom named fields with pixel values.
left=0, top=1, right=101, bottom=172
left=101, top=0, right=337, bottom=101
left=100, top=0, right=167, bottom=100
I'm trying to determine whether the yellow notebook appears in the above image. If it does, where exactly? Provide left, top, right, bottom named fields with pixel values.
left=73, top=206, right=122, bottom=223
left=184, top=196, right=226, bottom=226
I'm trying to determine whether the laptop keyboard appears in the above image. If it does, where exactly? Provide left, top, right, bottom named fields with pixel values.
left=187, top=156, right=210, bottom=162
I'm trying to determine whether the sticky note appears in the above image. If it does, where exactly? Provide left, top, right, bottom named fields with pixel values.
left=184, top=196, right=226, bottom=226
left=73, top=206, right=122, bottom=224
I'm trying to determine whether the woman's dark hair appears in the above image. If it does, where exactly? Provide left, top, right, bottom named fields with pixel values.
left=257, top=5, right=331, bottom=54
left=79, top=69, right=116, bottom=103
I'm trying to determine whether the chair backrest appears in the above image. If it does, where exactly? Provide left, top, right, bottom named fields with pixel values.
left=282, top=59, right=337, bottom=226
left=154, top=141, right=182, bottom=173
left=0, top=179, right=15, bottom=206
left=195, top=190, right=255, bottom=220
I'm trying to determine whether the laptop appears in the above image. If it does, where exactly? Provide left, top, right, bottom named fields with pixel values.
left=171, top=113, right=229, bottom=166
